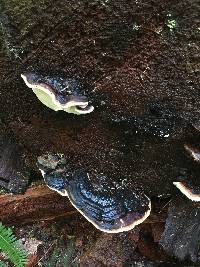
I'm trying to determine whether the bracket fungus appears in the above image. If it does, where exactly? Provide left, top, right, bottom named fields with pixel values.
left=38, top=154, right=151, bottom=233
left=173, top=145, right=200, bottom=201
left=173, top=181, right=200, bottom=202
left=21, top=72, right=94, bottom=115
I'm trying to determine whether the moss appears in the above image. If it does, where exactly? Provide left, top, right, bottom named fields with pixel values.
left=166, top=14, right=177, bottom=31
left=0, top=188, right=8, bottom=194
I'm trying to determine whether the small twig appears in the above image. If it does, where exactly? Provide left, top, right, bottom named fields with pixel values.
left=34, top=242, right=55, bottom=266
left=158, top=199, right=172, bottom=214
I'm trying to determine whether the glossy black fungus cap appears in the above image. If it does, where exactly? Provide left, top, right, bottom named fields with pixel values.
left=66, top=170, right=151, bottom=233
left=38, top=154, right=151, bottom=233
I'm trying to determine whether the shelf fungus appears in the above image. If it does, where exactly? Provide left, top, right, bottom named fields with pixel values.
left=21, top=72, right=94, bottom=115
left=38, top=154, right=151, bottom=233
left=173, top=145, right=200, bottom=201
left=173, top=181, right=200, bottom=202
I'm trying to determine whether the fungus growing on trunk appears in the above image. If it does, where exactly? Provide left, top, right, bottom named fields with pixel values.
left=184, top=144, right=200, bottom=162
left=38, top=154, right=151, bottom=233
left=21, top=72, right=94, bottom=115
left=173, top=181, right=200, bottom=201
left=173, top=144, right=200, bottom=201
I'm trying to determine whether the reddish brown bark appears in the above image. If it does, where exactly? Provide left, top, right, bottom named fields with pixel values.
left=0, top=184, right=166, bottom=226
left=0, top=185, right=77, bottom=225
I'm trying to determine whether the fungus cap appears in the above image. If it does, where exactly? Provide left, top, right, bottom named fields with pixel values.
left=184, top=144, right=200, bottom=162
left=21, top=72, right=94, bottom=115
left=38, top=154, right=151, bottom=233
left=173, top=181, right=200, bottom=202
left=173, top=144, right=200, bottom=201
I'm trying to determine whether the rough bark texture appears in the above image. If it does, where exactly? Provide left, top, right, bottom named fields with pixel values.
left=160, top=198, right=200, bottom=262
left=0, top=0, right=199, bottom=197
left=0, top=185, right=76, bottom=225
left=0, top=0, right=199, bottom=266
left=0, top=184, right=167, bottom=225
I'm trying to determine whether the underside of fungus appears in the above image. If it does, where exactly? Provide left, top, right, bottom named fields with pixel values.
left=21, top=72, right=94, bottom=115
left=38, top=154, right=151, bottom=233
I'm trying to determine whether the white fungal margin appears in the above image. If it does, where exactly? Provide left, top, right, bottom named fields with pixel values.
left=173, top=182, right=200, bottom=202
left=21, top=73, right=94, bottom=115
left=184, top=144, right=200, bottom=162
left=40, top=168, right=151, bottom=233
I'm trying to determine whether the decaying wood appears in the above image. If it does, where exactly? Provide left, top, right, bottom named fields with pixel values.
left=0, top=184, right=166, bottom=226
left=146, top=212, right=166, bottom=224
left=0, top=184, right=77, bottom=225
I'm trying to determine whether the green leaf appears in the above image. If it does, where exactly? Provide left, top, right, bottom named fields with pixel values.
left=0, top=260, right=9, bottom=267
left=0, top=222, right=27, bottom=267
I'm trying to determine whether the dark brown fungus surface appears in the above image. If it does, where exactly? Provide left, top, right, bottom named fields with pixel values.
left=38, top=154, right=151, bottom=233
left=21, top=72, right=94, bottom=115
left=0, top=135, right=29, bottom=193
left=160, top=198, right=200, bottom=262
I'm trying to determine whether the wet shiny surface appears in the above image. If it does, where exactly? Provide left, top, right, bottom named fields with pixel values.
left=67, top=170, right=150, bottom=231
left=1, top=0, right=200, bottom=201
left=39, top=154, right=150, bottom=231
left=23, top=72, right=90, bottom=104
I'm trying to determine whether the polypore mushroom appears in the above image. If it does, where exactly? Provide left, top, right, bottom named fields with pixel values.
left=184, top=144, right=200, bottom=162
left=21, top=72, right=94, bottom=115
left=38, top=154, right=151, bottom=233
left=173, top=181, right=200, bottom=201
left=173, top=144, right=200, bottom=201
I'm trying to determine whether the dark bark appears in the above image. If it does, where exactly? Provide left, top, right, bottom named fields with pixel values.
left=0, top=0, right=199, bottom=265
left=160, top=198, right=200, bottom=262
left=0, top=184, right=166, bottom=226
